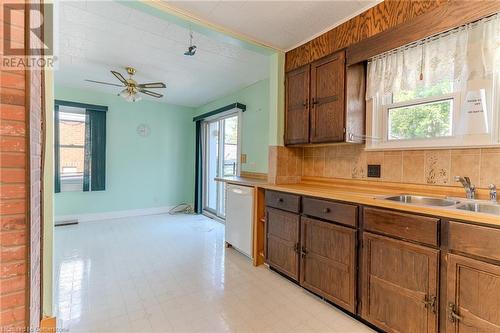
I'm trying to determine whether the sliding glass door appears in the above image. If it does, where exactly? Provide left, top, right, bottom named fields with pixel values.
left=202, top=113, right=240, bottom=218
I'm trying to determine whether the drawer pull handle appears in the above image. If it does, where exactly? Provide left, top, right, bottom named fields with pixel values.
left=277, top=198, right=284, bottom=203
left=301, top=246, right=308, bottom=258
left=323, top=208, right=330, bottom=213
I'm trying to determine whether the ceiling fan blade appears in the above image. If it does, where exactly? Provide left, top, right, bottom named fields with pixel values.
left=85, top=79, right=124, bottom=87
left=111, top=70, right=128, bottom=85
left=139, top=89, right=163, bottom=98
left=137, top=82, right=166, bottom=89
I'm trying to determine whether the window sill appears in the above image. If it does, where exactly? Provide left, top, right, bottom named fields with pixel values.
left=364, top=142, right=500, bottom=152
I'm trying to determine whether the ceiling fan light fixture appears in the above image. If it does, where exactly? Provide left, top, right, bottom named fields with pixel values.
left=130, top=94, right=142, bottom=102
left=119, top=88, right=130, bottom=98
left=87, top=66, right=165, bottom=102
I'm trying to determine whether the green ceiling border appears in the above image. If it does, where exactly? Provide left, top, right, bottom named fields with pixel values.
left=115, top=0, right=278, bottom=56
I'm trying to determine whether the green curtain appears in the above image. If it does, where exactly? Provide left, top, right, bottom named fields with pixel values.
left=87, top=110, right=106, bottom=191
left=194, top=120, right=202, bottom=214
left=54, top=105, right=61, bottom=193
left=83, top=112, right=91, bottom=192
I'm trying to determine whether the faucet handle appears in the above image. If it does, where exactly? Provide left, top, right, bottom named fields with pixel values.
left=489, top=184, right=497, bottom=202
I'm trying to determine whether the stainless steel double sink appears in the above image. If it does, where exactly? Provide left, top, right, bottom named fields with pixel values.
left=379, top=194, right=500, bottom=216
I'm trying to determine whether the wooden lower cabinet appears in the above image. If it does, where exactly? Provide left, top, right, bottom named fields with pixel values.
left=265, top=207, right=300, bottom=281
left=446, top=254, right=500, bottom=333
left=361, top=232, right=439, bottom=333
left=300, top=217, right=357, bottom=312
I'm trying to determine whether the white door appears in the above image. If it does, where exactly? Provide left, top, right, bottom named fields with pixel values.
left=202, top=113, right=240, bottom=218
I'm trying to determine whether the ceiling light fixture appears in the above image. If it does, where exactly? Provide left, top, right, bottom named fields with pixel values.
left=120, top=86, right=142, bottom=102
left=184, top=28, right=197, bottom=56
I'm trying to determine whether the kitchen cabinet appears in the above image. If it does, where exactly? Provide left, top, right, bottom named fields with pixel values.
left=310, top=52, right=345, bottom=143
left=262, top=189, right=500, bottom=333
left=265, top=192, right=358, bottom=313
left=284, top=65, right=310, bottom=145
left=361, top=232, right=439, bottom=333
left=265, top=207, right=300, bottom=281
left=284, top=50, right=365, bottom=145
left=300, top=217, right=357, bottom=312
left=446, top=254, right=500, bottom=332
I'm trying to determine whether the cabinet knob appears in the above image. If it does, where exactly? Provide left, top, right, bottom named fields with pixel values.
left=323, top=208, right=330, bottom=213
left=277, top=198, right=284, bottom=203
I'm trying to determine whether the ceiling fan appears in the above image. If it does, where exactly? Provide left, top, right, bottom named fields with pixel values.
left=85, top=67, right=166, bottom=102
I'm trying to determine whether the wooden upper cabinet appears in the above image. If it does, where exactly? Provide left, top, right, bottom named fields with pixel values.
left=361, top=232, right=439, bottom=333
left=300, top=217, right=357, bottom=313
left=310, top=51, right=346, bottom=143
left=446, top=254, right=500, bottom=333
left=265, top=207, right=300, bottom=281
left=284, top=49, right=365, bottom=146
left=285, top=65, right=310, bottom=145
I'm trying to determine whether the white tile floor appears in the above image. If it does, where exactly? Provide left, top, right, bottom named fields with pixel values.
left=54, top=213, right=374, bottom=333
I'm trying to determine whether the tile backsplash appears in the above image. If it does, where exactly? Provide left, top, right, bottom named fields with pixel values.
left=269, top=145, right=500, bottom=189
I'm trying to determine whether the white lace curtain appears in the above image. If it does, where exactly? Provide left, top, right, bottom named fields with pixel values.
left=366, top=14, right=500, bottom=100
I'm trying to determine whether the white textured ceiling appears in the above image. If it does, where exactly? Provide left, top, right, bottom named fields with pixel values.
left=165, top=1, right=380, bottom=50
left=55, top=1, right=270, bottom=107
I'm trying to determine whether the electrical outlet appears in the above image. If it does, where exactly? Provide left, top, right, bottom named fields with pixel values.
left=367, top=164, right=381, bottom=178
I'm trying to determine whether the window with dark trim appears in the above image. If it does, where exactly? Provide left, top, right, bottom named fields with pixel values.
left=55, top=100, right=107, bottom=193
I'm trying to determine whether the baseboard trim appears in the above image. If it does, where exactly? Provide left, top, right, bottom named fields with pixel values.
left=55, top=205, right=178, bottom=223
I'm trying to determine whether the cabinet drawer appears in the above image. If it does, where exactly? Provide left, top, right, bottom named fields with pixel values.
left=448, top=221, right=500, bottom=262
left=363, top=208, right=439, bottom=247
left=302, top=197, right=357, bottom=227
left=265, top=190, right=300, bottom=213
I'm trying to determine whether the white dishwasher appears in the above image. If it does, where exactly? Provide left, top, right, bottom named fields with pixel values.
left=225, top=184, right=254, bottom=258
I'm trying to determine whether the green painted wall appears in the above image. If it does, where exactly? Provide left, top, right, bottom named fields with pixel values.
left=54, top=86, right=195, bottom=217
left=194, top=79, right=270, bottom=173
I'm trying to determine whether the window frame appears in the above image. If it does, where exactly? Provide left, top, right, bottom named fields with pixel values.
left=54, top=99, right=107, bottom=194
left=58, top=109, right=86, bottom=193
left=381, top=92, right=461, bottom=146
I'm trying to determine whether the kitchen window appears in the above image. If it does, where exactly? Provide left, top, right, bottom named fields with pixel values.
left=366, top=14, right=500, bottom=150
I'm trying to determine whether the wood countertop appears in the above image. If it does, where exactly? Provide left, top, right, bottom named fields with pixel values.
left=215, top=176, right=269, bottom=187
left=216, top=176, right=500, bottom=228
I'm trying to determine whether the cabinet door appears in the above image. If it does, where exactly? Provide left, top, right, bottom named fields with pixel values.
left=446, top=254, right=500, bottom=333
left=361, top=232, right=439, bottom=333
left=285, top=64, right=310, bottom=145
left=300, top=217, right=357, bottom=313
left=310, top=51, right=345, bottom=143
left=265, top=207, right=300, bottom=281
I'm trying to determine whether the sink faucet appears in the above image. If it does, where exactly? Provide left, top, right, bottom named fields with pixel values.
left=489, top=184, right=497, bottom=202
left=454, top=176, right=476, bottom=199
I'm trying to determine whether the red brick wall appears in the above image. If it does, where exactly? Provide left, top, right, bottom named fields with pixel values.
left=0, top=1, right=43, bottom=330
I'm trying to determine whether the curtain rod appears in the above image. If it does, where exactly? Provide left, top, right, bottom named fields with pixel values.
left=369, top=12, right=499, bottom=62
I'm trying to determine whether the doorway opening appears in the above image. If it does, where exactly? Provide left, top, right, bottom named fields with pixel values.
left=202, top=112, right=240, bottom=219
